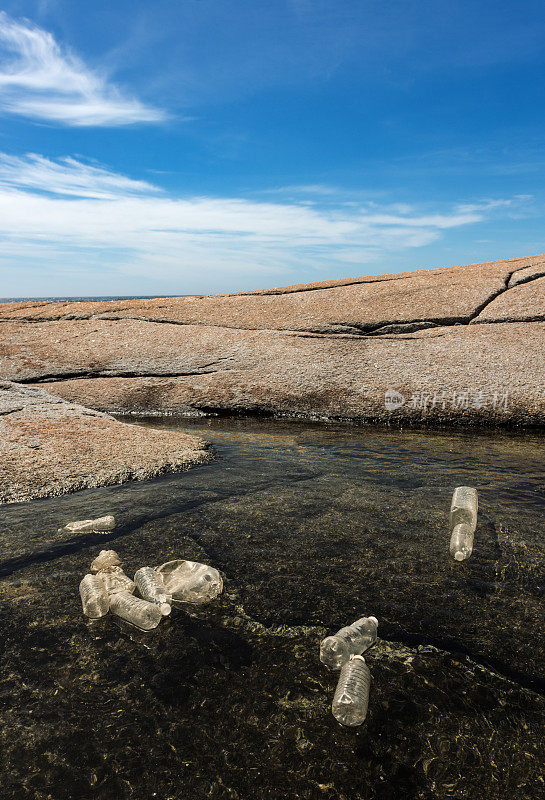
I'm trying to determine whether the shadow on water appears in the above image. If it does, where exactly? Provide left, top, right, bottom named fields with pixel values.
left=1, top=416, right=544, bottom=800
left=0, top=469, right=321, bottom=579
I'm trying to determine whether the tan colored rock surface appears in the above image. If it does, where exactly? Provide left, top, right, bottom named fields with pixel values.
left=20, top=320, right=545, bottom=425
left=0, top=382, right=210, bottom=504
left=1, top=253, right=545, bottom=430
left=507, top=262, right=545, bottom=287
left=474, top=275, right=545, bottom=324
left=1, top=253, right=544, bottom=333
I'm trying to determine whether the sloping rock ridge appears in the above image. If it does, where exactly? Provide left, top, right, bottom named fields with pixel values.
left=1, top=253, right=545, bottom=427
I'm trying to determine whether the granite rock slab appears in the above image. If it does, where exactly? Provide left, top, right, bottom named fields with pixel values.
left=0, top=382, right=210, bottom=504
left=1, top=254, right=545, bottom=426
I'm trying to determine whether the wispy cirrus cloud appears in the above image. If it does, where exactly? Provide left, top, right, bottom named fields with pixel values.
left=0, top=13, right=166, bottom=126
left=0, top=153, right=524, bottom=292
left=0, top=152, right=159, bottom=199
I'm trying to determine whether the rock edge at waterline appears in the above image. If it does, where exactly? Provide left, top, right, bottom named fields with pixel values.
left=0, top=381, right=211, bottom=504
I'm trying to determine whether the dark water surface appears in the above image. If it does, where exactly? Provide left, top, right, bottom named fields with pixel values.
left=1, top=418, right=544, bottom=800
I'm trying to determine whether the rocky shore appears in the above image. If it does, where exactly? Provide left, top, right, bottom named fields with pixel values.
left=0, top=382, right=210, bottom=504
left=1, top=253, right=544, bottom=502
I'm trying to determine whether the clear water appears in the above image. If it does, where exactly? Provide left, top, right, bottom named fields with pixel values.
left=1, top=418, right=544, bottom=799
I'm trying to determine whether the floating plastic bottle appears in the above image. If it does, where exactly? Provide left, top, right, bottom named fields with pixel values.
left=63, top=515, right=115, bottom=533
left=155, top=559, right=223, bottom=605
left=320, top=616, right=378, bottom=670
left=109, top=590, right=162, bottom=630
left=449, top=486, right=478, bottom=561
left=134, top=567, right=171, bottom=615
left=332, top=655, right=371, bottom=726
left=79, top=574, right=109, bottom=619
left=90, top=550, right=122, bottom=573
left=102, top=567, right=136, bottom=597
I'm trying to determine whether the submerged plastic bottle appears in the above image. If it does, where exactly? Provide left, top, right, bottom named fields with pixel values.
left=449, top=486, right=478, bottom=561
left=90, top=550, right=122, bottom=574
left=79, top=573, right=109, bottom=619
left=155, top=560, right=223, bottom=605
left=109, top=590, right=162, bottom=630
left=332, top=655, right=371, bottom=726
left=102, top=567, right=136, bottom=597
left=320, top=616, right=378, bottom=670
left=134, top=567, right=171, bottom=615
left=63, top=515, right=115, bottom=533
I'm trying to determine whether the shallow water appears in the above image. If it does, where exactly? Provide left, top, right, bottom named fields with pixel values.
left=1, top=418, right=544, bottom=799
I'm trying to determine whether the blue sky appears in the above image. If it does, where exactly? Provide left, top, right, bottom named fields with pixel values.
left=0, top=0, right=544, bottom=296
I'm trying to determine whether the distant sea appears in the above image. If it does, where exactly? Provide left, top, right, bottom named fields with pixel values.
left=0, top=295, right=181, bottom=303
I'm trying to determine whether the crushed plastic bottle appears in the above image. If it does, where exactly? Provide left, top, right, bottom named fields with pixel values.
left=62, top=515, right=115, bottom=533
left=155, top=559, right=223, bottom=605
left=90, top=549, right=122, bottom=573
left=101, top=566, right=136, bottom=596
left=134, top=567, right=171, bottom=615
left=332, top=655, right=371, bottom=726
left=79, top=573, right=109, bottom=619
left=320, top=616, right=378, bottom=670
left=449, top=486, right=478, bottom=561
left=109, top=590, right=162, bottom=630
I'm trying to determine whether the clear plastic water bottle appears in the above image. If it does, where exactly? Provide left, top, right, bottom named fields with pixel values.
left=155, top=559, right=223, bottom=605
left=102, top=566, right=136, bottom=596
left=320, top=616, right=378, bottom=670
left=90, top=550, right=122, bottom=573
left=134, top=567, right=171, bottom=615
left=79, top=574, right=109, bottom=619
left=109, top=590, right=162, bottom=630
left=332, top=655, right=371, bottom=726
left=449, top=486, right=478, bottom=561
left=63, top=515, right=115, bottom=533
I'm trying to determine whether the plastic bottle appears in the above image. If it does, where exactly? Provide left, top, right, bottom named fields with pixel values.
left=134, top=567, right=171, bottom=615
left=155, top=559, right=223, bottom=605
left=90, top=550, right=122, bottom=573
left=102, top=567, right=136, bottom=596
left=79, top=574, right=109, bottom=619
left=320, top=616, right=378, bottom=670
left=332, top=655, right=371, bottom=726
left=449, top=486, right=478, bottom=561
left=63, top=515, right=115, bottom=533
left=109, top=590, right=162, bottom=630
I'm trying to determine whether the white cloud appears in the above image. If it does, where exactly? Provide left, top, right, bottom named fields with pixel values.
left=0, top=153, right=518, bottom=289
left=0, top=13, right=165, bottom=126
left=0, top=153, right=158, bottom=199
